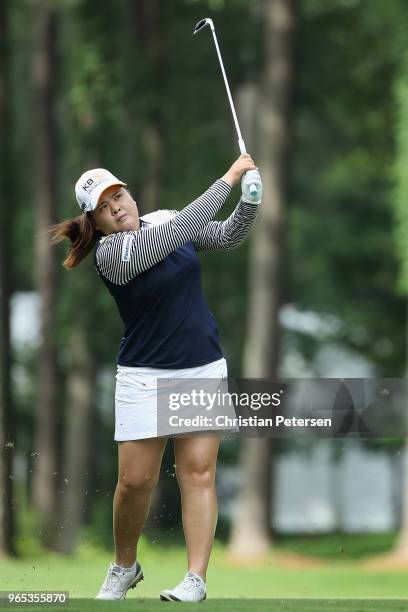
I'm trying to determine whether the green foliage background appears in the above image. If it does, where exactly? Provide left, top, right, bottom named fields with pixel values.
left=6, top=0, right=408, bottom=548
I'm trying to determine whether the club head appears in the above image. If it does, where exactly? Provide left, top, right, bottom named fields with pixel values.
left=193, top=18, right=214, bottom=35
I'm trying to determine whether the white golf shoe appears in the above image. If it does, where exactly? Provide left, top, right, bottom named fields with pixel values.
left=160, top=571, right=206, bottom=602
left=95, top=560, right=144, bottom=600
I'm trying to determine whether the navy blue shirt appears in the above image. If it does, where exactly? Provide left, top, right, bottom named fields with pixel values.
left=94, top=237, right=223, bottom=368
left=93, top=179, right=258, bottom=369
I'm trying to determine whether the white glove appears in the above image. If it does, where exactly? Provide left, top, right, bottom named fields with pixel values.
left=241, top=169, right=262, bottom=204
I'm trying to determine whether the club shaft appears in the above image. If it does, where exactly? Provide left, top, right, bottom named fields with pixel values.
left=210, top=28, right=246, bottom=154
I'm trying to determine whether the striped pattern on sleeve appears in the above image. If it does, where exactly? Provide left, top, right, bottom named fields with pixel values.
left=192, top=199, right=259, bottom=252
left=95, top=179, right=231, bottom=285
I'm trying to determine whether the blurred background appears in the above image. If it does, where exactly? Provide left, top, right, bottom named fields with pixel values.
left=2, top=0, right=408, bottom=601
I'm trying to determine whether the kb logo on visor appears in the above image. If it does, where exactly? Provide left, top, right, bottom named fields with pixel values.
left=83, top=171, right=106, bottom=193
left=82, top=178, right=94, bottom=192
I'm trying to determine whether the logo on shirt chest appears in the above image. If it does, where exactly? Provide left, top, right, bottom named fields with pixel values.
left=121, top=234, right=135, bottom=262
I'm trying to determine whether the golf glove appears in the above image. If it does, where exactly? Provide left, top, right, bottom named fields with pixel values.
left=241, top=169, right=262, bottom=204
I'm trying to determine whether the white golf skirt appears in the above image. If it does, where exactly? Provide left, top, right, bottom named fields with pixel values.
left=114, top=357, right=230, bottom=441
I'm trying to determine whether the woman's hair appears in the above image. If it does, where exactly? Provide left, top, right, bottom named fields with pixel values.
left=48, top=212, right=103, bottom=269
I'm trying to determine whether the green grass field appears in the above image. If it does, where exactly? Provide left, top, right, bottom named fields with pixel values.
left=1, top=533, right=408, bottom=611
left=1, top=600, right=408, bottom=612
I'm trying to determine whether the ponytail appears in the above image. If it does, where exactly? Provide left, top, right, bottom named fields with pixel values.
left=48, top=212, right=103, bottom=269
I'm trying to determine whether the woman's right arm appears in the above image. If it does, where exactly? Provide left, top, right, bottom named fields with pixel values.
left=95, top=155, right=256, bottom=285
left=95, top=178, right=231, bottom=285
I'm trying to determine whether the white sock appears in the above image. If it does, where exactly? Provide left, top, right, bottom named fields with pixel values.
left=187, top=571, right=205, bottom=583
left=114, top=561, right=136, bottom=572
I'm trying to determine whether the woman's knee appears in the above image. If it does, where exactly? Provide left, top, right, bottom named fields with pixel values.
left=176, top=461, right=216, bottom=489
left=116, top=437, right=167, bottom=496
left=117, top=469, right=159, bottom=495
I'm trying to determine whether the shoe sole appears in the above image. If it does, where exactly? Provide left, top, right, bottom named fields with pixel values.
left=117, top=567, right=144, bottom=600
left=129, top=568, right=144, bottom=592
left=160, top=591, right=206, bottom=602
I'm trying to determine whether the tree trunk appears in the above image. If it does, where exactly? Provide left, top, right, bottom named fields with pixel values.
left=56, top=325, right=95, bottom=553
left=393, top=301, right=408, bottom=558
left=132, top=0, right=166, bottom=213
left=228, top=0, right=297, bottom=561
left=0, top=0, right=16, bottom=558
left=31, top=0, right=60, bottom=548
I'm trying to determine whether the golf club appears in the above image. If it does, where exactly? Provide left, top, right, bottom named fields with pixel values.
left=193, top=17, right=262, bottom=203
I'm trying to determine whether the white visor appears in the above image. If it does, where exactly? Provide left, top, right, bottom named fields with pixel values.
left=75, top=168, right=127, bottom=212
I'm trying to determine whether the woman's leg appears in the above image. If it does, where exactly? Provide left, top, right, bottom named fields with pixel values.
left=113, top=436, right=168, bottom=567
left=173, top=435, right=221, bottom=581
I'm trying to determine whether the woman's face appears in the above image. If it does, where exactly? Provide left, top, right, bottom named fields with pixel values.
left=92, top=184, right=140, bottom=235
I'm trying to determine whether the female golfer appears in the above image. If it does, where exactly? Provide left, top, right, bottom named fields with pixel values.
left=51, top=153, right=261, bottom=602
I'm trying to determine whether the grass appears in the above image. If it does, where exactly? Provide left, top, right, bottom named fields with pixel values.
left=272, top=531, right=399, bottom=560
left=1, top=513, right=408, bottom=611
left=2, top=533, right=408, bottom=602
left=1, top=600, right=408, bottom=612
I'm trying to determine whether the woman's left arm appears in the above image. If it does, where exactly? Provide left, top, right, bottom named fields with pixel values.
left=192, top=198, right=259, bottom=251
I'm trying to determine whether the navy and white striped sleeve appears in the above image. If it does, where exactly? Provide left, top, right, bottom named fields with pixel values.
left=192, top=199, right=259, bottom=252
left=95, top=179, right=231, bottom=285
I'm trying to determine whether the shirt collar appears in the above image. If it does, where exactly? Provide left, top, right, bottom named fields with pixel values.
left=139, top=218, right=150, bottom=230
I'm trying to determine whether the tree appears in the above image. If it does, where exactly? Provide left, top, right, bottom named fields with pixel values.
left=391, top=49, right=408, bottom=561
left=0, top=0, right=16, bottom=557
left=228, top=0, right=297, bottom=559
left=288, top=0, right=408, bottom=376
left=54, top=0, right=115, bottom=550
left=31, top=0, right=60, bottom=548
left=131, top=0, right=167, bottom=214
left=57, top=326, right=96, bottom=553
